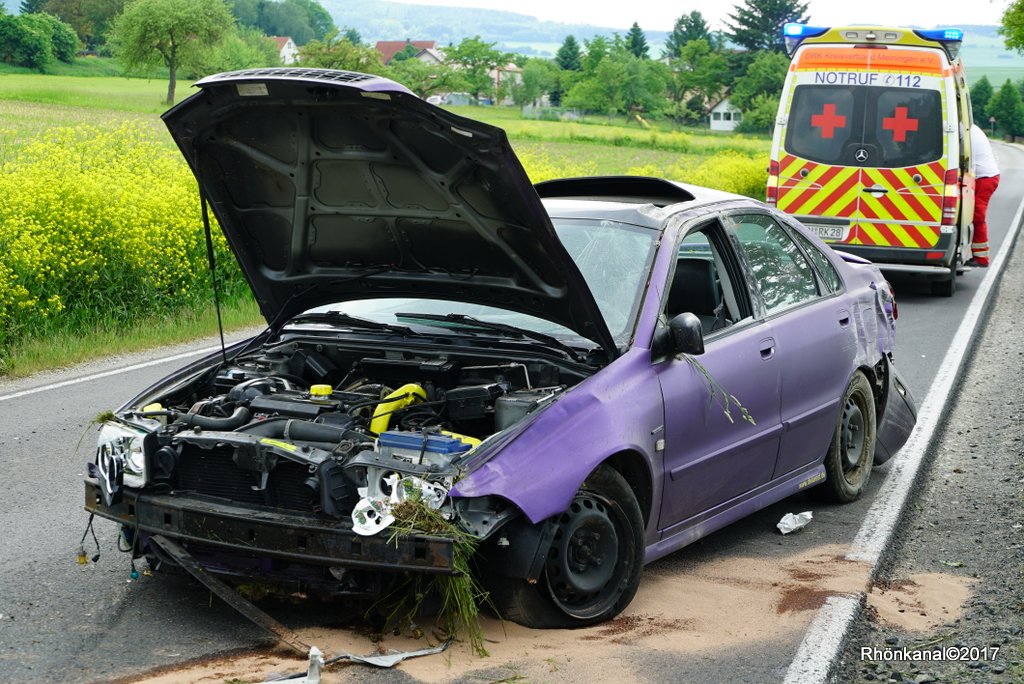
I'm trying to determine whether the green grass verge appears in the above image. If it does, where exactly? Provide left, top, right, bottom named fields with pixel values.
left=1, top=295, right=264, bottom=379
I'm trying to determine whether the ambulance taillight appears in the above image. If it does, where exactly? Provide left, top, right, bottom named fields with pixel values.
left=766, top=160, right=780, bottom=205
left=941, top=169, right=959, bottom=226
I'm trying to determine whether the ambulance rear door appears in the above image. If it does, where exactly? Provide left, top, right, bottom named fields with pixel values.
left=776, top=45, right=953, bottom=260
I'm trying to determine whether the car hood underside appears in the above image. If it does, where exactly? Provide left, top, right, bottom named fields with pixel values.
left=162, top=68, right=617, bottom=357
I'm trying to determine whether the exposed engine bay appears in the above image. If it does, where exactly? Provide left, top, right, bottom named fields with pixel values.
left=91, top=336, right=590, bottom=541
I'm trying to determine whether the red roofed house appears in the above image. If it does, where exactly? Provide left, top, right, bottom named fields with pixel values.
left=270, top=36, right=299, bottom=65
left=375, top=40, right=441, bottom=65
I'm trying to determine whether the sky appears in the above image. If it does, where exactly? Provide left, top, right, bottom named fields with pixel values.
left=387, top=0, right=1008, bottom=32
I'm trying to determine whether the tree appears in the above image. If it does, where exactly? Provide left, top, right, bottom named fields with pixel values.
left=664, top=11, right=711, bottom=58
left=727, top=0, right=810, bottom=53
left=971, top=75, right=993, bottom=126
left=341, top=26, right=361, bottom=45
left=582, top=34, right=609, bottom=72
left=555, top=34, right=581, bottom=71
left=390, top=40, right=420, bottom=62
left=0, top=14, right=53, bottom=68
left=729, top=50, right=788, bottom=111
left=988, top=79, right=1024, bottom=137
left=565, top=47, right=666, bottom=119
left=43, top=0, right=124, bottom=51
left=21, top=12, right=78, bottom=62
left=387, top=57, right=462, bottom=98
left=625, top=22, right=648, bottom=59
left=1001, top=0, right=1024, bottom=53
left=111, top=0, right=233, bottom=105
left=189, top=25, right=279, bottom=77
left=735, top=92, right=779, bottom=132
left=445, top=36, right=504, bottom=100
left=510, top=57, right=555, bottom=106
left=20, top=0, right=47, bottom=13
left=666, top=38, right=728, bottom=125
left=298, top=29, right=382, bottom=72
left=290, top=0, right=333, bottom=40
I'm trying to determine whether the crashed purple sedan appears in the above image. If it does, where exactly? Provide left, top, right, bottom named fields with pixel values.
left=84, top=69, right=916, bottom=628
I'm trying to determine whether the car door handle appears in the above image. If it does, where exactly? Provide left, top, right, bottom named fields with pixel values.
left=838, top=310, right=851, bottom=327
left=862, top=186, right=888, bottom=194
left=759, top=337, right=776, bottom=360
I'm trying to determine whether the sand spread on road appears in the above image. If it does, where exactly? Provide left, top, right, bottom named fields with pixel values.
left=126, top=543, right=873, bottom=683
left=866, top=573, right=975, bottom=632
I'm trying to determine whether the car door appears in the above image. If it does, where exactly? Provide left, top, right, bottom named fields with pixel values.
left=724, top=211, right=857, bottom=478
left=656, top=220, right=783, bottom=531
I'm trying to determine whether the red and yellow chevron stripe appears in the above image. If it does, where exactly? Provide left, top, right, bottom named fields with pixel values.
left=774, top=154, right=945, bottom=248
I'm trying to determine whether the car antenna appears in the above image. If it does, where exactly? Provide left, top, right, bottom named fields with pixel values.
left=199, top=184, right=228, bottom=366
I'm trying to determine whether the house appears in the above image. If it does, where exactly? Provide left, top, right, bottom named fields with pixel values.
left=270, top=36, right=299, bottom=65
left=709, top=98, right=743, bottom=131
left=375, top=40, right=441, bottom=65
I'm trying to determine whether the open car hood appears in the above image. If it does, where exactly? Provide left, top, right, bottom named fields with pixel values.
left=162, top=68, right=617, bottom=358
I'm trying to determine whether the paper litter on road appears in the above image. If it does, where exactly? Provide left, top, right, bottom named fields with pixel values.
left=777, top=511, right=813, bottom=534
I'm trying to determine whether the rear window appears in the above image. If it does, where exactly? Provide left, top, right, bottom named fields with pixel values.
left=785, top=84, right=943, bottom=167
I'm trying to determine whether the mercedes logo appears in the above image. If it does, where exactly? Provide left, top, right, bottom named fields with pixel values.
left=854, top=148, right=870, bottom=162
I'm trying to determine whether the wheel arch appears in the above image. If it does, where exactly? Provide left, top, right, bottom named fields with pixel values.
left=601, top=449, right=654, bottom=528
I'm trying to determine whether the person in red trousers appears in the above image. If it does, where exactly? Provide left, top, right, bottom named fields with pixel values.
left=968, top=124, right=1000, bottom=268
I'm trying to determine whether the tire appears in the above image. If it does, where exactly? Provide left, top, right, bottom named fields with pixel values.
left=813, top=371, right=876, bottom=503
left=485, top=465, right=645, bottom=628
left=931, top=267, right=956, bottom=297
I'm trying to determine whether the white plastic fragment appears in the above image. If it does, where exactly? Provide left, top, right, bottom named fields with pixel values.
left=266, top=646, right=323, bottom=683
left=777, top=511, right=813, bottom=534
left=351, top=473, right=449, bottom=536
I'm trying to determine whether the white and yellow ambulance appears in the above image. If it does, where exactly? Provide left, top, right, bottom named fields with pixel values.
left=767, top=25, right=974, bottom=296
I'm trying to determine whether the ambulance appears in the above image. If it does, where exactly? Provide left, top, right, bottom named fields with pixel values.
left=767, top=25, right=974, bottom=296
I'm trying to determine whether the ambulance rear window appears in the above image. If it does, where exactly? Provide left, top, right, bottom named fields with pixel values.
left=786, top=85, right=943, bottom=167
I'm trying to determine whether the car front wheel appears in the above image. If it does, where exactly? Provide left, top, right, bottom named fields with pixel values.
left=814, top=370, right=876, bottom=503
left=485, top=465, right=644, bottom=628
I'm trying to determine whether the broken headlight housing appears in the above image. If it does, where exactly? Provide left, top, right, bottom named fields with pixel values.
left=92, top=422, right=149, bottom=505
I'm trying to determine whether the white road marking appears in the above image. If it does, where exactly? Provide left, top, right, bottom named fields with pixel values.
left=783, top=176, right=1024, bottom=684
left=0, top=345, right=222, bottom=403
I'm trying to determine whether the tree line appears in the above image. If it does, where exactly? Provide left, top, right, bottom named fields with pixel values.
left=5, top=0, right=1024, bottom=136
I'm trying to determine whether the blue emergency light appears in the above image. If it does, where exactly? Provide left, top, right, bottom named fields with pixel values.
left=914, top=28, right=964, bottom=60
left=783, top=23, right=829, bottom=55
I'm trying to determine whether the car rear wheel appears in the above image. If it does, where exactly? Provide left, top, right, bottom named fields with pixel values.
left=485, top=465, right=644, bottom=628
left=814, top=371, right=876, bottom=503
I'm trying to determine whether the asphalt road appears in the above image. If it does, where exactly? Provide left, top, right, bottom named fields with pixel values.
left=0, top=143, right=1020, bottom=683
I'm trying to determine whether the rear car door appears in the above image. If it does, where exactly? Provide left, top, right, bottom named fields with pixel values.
left=725, top=211, right=857, bottom=477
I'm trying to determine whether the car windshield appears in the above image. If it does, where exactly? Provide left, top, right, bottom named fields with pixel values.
left=301, top=217, right=657, bottom=347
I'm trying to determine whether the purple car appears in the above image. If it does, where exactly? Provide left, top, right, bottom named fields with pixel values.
left=84, top=69, right=917, bottom=628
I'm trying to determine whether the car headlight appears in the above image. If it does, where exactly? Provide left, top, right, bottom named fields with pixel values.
left=96, top=422, right=149, bottom=494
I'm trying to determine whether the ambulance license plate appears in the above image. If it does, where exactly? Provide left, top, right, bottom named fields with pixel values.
left=806, top=224, right=845, bottom=241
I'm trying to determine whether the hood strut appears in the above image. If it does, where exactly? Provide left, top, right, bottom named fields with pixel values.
left=197, top=156, right=228, bottom=365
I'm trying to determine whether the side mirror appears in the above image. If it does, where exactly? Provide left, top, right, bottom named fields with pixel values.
left=653, top=312, right=705, bottom=358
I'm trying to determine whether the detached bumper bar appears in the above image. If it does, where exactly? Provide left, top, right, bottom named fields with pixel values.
left=84, top=479, right=455, bottom=574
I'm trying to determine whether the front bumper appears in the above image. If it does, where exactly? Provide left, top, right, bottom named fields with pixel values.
left=84, top=479, right=456, bottom=576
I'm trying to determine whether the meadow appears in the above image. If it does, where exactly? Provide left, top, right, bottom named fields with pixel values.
left=0, top=71, right=770, bottom=377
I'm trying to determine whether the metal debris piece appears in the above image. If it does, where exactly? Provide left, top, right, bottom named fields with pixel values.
left=777, top=511, right=813, bottom=534
left=150, top=535, right=312, bottom=656
left=340, top=640, right=452, bottom=668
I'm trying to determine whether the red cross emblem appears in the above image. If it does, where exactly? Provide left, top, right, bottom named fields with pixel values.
left=882, top=107, right=919, bottom=142
left=810, top=103, right=847, bottom=139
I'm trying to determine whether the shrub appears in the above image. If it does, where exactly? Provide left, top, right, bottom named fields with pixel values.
left=0, top=14, right=53, bottom=70
left=627, top=150, right=769, bottom=199
left=0, top=123, right=244, bottom=350
left=20, top=13, right=80, bottom=64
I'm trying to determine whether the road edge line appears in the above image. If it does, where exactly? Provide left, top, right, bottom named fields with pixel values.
left=782, top=182, right=1024, bottom=684
left=0, top=345, right=222, bottom=403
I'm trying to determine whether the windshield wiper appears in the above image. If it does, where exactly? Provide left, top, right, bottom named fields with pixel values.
left=288, top=311, right=420, bottom=336
left=394, top=312, right=586, bottom=362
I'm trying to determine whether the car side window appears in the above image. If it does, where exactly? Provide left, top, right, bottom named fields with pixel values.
left=665, top=225, right=746, bottom=335
left=791, top=230, right=843, bottom=294
left=732, top=214, right=820, bottom=315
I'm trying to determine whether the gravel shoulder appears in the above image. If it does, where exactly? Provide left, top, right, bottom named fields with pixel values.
left=836, top=244, right=1024, bottom=682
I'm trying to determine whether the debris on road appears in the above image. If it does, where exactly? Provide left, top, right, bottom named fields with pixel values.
left=777, top=511, right=813, bottom=534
